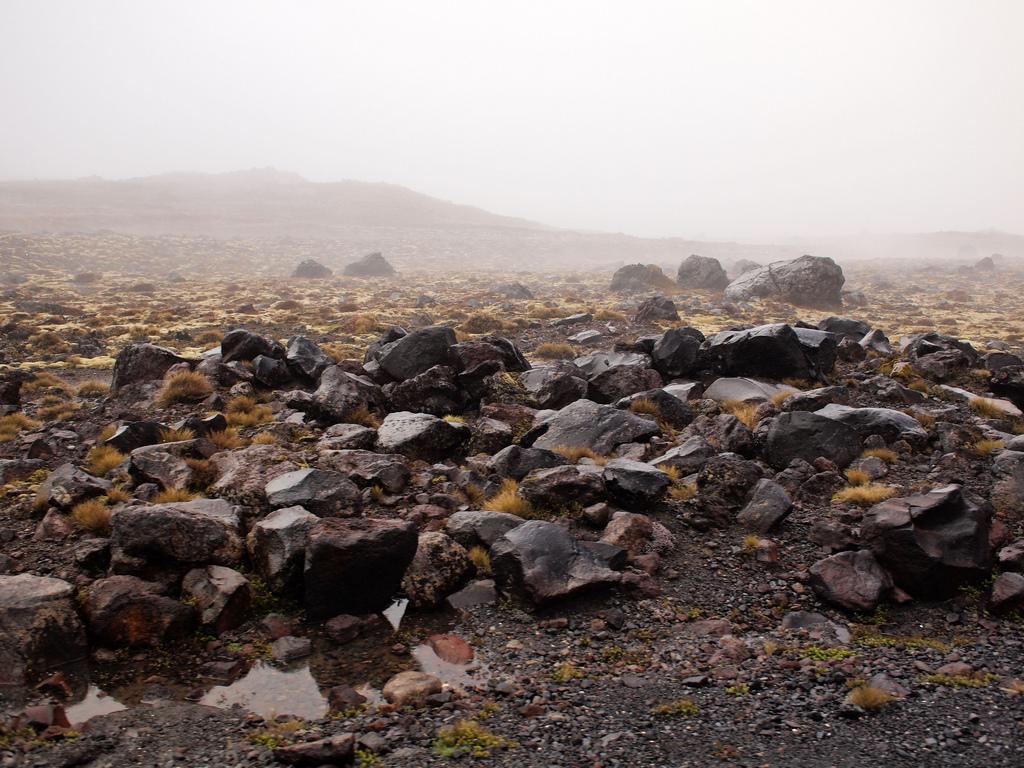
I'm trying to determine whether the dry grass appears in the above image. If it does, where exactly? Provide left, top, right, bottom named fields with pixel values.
left=660, top=465, right=683, bottom=483
left=85, top=445, right=126, bottom=476
left=721, top=399, right=760, bottom=429
left=208, top=428, right=247, bottom=450
left=833, top=484, right=899, bottom=506
left=151, top=488, right=198, bottom=503
left=462, top=483, right=486, bottom=507
left=468, top=545, right=492, bottom=574
left=98, top=423, right=118, bottom=442
left=846, top=684, right=895, bottom=711
left=594, top=308, right=626, bottom=321
left=484, top=478, right=535, bottom=517
left=844, top=468, right=871, bottom=487
left=771, top=390, right=795, bottom=407
left=184, top=457, right=218, bottom=489
left=76, top=380, right=110, bottom=398
left=552, top=445, right=609, bottom=465
left=669, top=482, right=697, bottom=502
left=337, top=313, right=380, bottom=334
left=462, top=312, right=507, bottom=334
left=443, top=414, right=466, bottom=424
left=71, top=498, right=111, bottom=534
left=225, top=395, right=273, bottom=427
left=250, top=432, right=278, bottom=445
left=0, top=412, right=41, bottom=442
left=105, top=486, right=132, bottom=504
left=970, top=439, right=1004, bottom=457
left=160, top=427, right=196, bottom=443
left=22, top=371, right=69, bottom=393
left=861, top=447, right=898, bottom=463
left=741, top=534, right=761, bottom=553
left=971, top=398, right=1009, bottom=419
left=157, top=370, right=213, bottom=407
left=533, top=342, right=577, bottom=360
left=37, top=401, right=80, bottom=422
left=344, top=405, right=381, bottom=428
left=628, top=398, right=662, bottom=417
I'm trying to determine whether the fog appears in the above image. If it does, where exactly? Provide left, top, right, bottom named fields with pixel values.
left=1, top=0, right=1022, bottom=240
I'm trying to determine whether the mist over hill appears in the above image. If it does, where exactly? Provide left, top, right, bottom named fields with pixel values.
left=0, top=169, right=1020, bottom=273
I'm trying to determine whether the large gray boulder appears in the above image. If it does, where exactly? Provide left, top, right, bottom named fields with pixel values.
left=700, top=324, right=821, bottom=380
left=651, top=329, right=702, bottom=379
left=491, top=520, right=621, bottom=604
left=286, top=336, right=333, bottom=381
left=520, top=361, right=588, bottom=409
left=519, top=465, right=606, bottom=510
left=36, top=462, right=111, bottom=509
left=814, top=404, right=928, bottom=444
left=82, top=575, right=195, bottom=648
left=676, top=254, right=729, bottom=290
left=109, top=498, right=245, bottom=574
left=648, top=436, right=716, bottom=475
left=111, top=343, right=189, bottom=391
left=319, top=449, right=410, bottom=493
left=724, top=255, right=845, bottom=309
left=401, top=531, right=474, bottom=609
left=602, top=458, right=670, bottom=508
left=378, top=326, right=456, bottom=381
left=445, top=510, right=526, bottom=549
left=0, top=574, right=87, bottom=685
left=264, top=468, right=361, bottom=516
left=304, top=517, right=418, bottom=619
left=376, top=411, right=471, bottom=462
left=486, top=445, right=564, bottom=480
left=247, top=505, right=318, bottom=593
left=737, top=478, right=793, bottom=532
left=809, top=550, right=893, bottom=612
left=861, top=485, right=992, bottom=598
left=765, top=411, right=863, bottom=470
left=531, top=399, right=660, bottom=454
left=343, top=252, right=395, bottom=277
left=311, top=366, right=383, bottom=423
left=610, top=264, right=673, bottom=293
left=182, top=565, right=251, bottom=635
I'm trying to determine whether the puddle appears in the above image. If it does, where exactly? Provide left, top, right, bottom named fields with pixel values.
left=412, top=644, right=487, bottom=691
left=200, top=663, right=328, bottom=720
left=64, top=685, right=127, bottom=726
left=382, top=598, right=409, bottom=630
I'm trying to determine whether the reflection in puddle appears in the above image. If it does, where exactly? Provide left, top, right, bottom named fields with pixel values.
left=413, top=644, right=486, bottom=691
left=200, top=663, right=328, bottom=720
left=382, top=598, right=408, bottom=630
left=65, top=685, right=127, bottom=725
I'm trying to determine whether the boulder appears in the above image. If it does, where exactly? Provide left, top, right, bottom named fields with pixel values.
left=181, top=566, right=251, bottom=635
left=764, top=411, right=863, bottom=470
left=486, top=445, right=563, bottom=480
left=378, top=326, right=456, bottom=381
left=382, top=670, right=442, bottom=706
left=303, top=517, right=418, bottom=619
left=83, top=575, right=195, bottom=647
left=990, top=572, right=1024, bottom=613
left=109, top=498, right=245, bottom=574
left=292, top=258, right=333, bottom=278
left=809, top=550, right=892, bottom=612
left=265, top=469, right=360, bottom=516
left=220, top=329, right=284, bottom=364
left=697, top=454, right=765, bottom=508
left=676, top=254, right=729, bottom=290
left=650, top=329, right=702, bottom=379
left=318, top=423, right=377, bottom=451
left=736, top=478, right=793, bottom=532
left=491, top=520, right=621, bottom=604
left=634, top=296, right=679, bottom=323
left=285, top=336, right=333, bottom=381
left=814, top=404, right=928, bottom=444
left=723, top=255, right=845, bottom=308
left=210, top=445, right=299, bottom=506
left=376, top=411, right=470, bottom=462
left=445, top=510, right=525, bottom=549
left=703, top=377, right=796, bottom=404
left=111, top=343, right=189, bottom=391
left=520, top=361, right=588, bottom=409
left=273, top=734, right=354, bottom=766
left=518, top=465, right=605, bottom=510
left=401, top=532, right=474, bottom=608
left=614, top=389, right=694, bottom=429
left=247, top=505, right=318, bottom=594
left=319, top=449, right=410, bottom=493
left=818, top=317, right=870, bottom=340
left=0, top=574, right=86, bottom=686
left=105, top=421, right=168, bottom=453
left=610, top=264, right=674, bottom=293
left=602, top=459, right=670, bottom=508
left=861, top=485, right=992, bottom=598
left=700, top=324, right=816, bottom=380
left=36, top=462, right=111, bottom=509
left=648, top=436, right=716, bottom=475
left=383, top=365, right=464, bottom=416
left=343, top=252, right=395, bottom=277
left=531, top=399, right=660, bottom=454
left=311, top=366, right=383, bottom=423
left=129, top=444, right=195, bottom=490
left=494, top=282, right=533, bottom=299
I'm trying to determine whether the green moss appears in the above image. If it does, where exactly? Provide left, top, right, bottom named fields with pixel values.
left=800, top=646, right=857, bottom=662
left=432, top=719, right=515, bottom=759
left=551, top=662, right=585, bottom=682
left=922, top=673, right=997, bottom=688
left=652, top=698, right=700, bottom=717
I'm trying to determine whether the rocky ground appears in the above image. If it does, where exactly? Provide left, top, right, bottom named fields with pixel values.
left=2, top=252, right=1024, bottom=767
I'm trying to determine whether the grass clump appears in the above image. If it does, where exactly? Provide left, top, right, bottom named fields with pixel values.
left=552, top=445, right=609, bottom=465
left=721, top=399, right=760, bottom=429
left=250, top=432, right=277, bottom=445
left=105, top=486, right=132, bottom=504
left=861, top=447, right=898, bottom=463
left=844, top=468, right=871, bottom=487
left=71, top=498, right=111, bottom=534
left=771, top=390, right=795, bottom=407
left=208, top=428, right=246, bottom=450
left=38, top=401, right=80, bottom=422
left=651, top=698, right=700, bottom=717
left=85, top=445, right=125, bottom=476
left=846, top=685, right=895, bottom=711
left=462, top=312, right=507, bottom=334
left=970, top=398, right=1010, bottom=419
left=628, top=398, right=662, bottom=417
left=669, top=482, right=697, bottom=502
left=800, top=646, right=857, bottom=662
left=159, top=427, right=195, bottom=443
left=533, top=342, right=576, bottom=360
left=226, top=396, right=273, bottom=427
left=344, top=405, right=381, bottom=428
left=594, top=308, right=626, bottom=321
left=22, top=371, right=69, bottom=393
left=76, top=380, right=110, bottom=398
left=484, top=479, right=535, bottom=518
left=970, top=439, right=1004, bottom=457
left=551, top=662, right=584, bottom=682
left=468, top=545, right=492, bottom=574
left=832, top=484, right=898, bottom=506
left=432, top=719, right=514, bottom=759
left=157, top=371, right=213, bottom=407
left=0, top=412, right=42, bottom=442
left=922, top=673, right=997, bottom=688
left=151, top=488, right=197, bottom=504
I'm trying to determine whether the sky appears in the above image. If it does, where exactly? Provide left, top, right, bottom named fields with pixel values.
left=0, top=0, right=1022, bottom=240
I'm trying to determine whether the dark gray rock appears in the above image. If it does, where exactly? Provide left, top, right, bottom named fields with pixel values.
left=343, top=252, right=395, bottom=277
left=486, top=445, right=564, bottom=480
left=809, top=549, right=892, bottom=612
left=614, top=388, right=694, bottom=429
left=610, top=264, right=673, bottom=293
left=401, top=531, right=474, bottom=609
left=376, top=411, right=470, bottom=462
left=634, top=295, right=679, bottom=323
left=37, top=462, right=111, bottom=509
left=181, top=565, right=250, bottom=635
left=445, top=510, right=526, bottom=549
left=292, top=258, right=333, bottom=278
left=602, top=458, right=669, bottom=508
left=700, top=324, right=815, bottom=380
left=651, top=329, right=702, bottom=379
left=83, top=575, right=195, bottom=647
left=285, top=336, right=333, bottom=381
left=311, top=366, right=383, bottom=423
left=220, top=328, right=284, bottom=364
left=105, top=421, right=168, bottom=453
left=648, top=435, right=716, bottom=475
left=723, top=255, right=845, bottom=309
left=531, top=399, right=661, bottom=454
left=814, top=404, right=928, bottom=444
left=378, top=326, right=456, bottom=381
left=520, top=361, right=588, bottom=409
left=519, top=465, right=605, bottom=510
left=676, top=254, right=729, bottom=290
left=737, top=478, right=793, bottom=532
left=319, top=449, right=410, bottom=493
left=304, top=517, right=418, bottom=619
left=265, top=468, right=361, bottom=516
left=491, top=520, right=621, bottom=604
left=111, top=343, right=189, bottom=391
left=765, top=411, right=863, bottom=470
left=0, top=574, right=86, bottom=685
left=247, top=505, right=318, bottom=593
